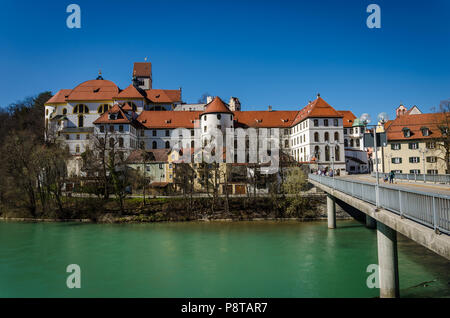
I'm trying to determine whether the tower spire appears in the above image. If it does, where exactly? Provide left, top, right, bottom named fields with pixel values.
left=96, top=69, right=103, bottom=80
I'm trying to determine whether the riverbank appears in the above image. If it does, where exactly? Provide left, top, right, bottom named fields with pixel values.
left=0, top=193, right=351, bottom=224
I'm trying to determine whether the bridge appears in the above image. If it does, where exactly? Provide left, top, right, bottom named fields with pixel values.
left=308, top=173, right=450, bottom=298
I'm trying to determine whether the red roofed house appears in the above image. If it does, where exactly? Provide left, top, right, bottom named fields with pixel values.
left=381, top=105, right=448, bottom=175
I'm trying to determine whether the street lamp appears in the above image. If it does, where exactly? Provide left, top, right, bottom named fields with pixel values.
left=327, top=140, right=338, bottom=188
left=418, top=148, right=428, bottom=182
left=360, top=112, right=389, bottom=208
left=314, top=148, right=321, bottom=173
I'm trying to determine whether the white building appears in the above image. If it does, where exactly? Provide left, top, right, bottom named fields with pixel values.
left=45, top=61, right=359, bottom=176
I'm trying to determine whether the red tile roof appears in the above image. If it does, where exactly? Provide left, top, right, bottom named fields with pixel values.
left=386, top=113, right=446, bottom=141
left=293, top=96, right=342, bottom=125
left=93, top=104, right=133, bottom=124
left=122, top=102, right=133, bottom=111
left=337, top=110, right=357, bottom=128
left=233, top=111, right=298, bottom=128
left=126, top=149, right=169, bottom=163
left=145, top=89, right=181, bottom=103
left=115, top=84, right=146, bottom=99
left=45, top=89, right=72, bottom=104
left=202, top=96, right=233, bottom=114
left=66, top=79, right=119, bottom=101
left=133, top=62, right=152, bottom=77
left=137, top=111, right=201, bottom=128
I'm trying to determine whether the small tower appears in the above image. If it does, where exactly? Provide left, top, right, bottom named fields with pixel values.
left=200, top=97, right=234, bottom=146
left=229, top=97, right=241, bottom=111
left=396, top=104, right=407, bottom=118
left=132, top=61, right=152, bottom=90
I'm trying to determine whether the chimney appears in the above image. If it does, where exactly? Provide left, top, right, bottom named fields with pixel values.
left=268, top=105, right=272, bottom=111
left=206, top=96, right=214, bottom=104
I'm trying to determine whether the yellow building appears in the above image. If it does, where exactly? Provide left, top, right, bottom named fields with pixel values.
left=382, top=111, right=448, bottom=174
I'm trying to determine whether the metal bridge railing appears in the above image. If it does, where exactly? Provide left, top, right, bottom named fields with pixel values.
left=309, top=174, right=450, bottom=235
left=371, top=172, right=450, bottom=184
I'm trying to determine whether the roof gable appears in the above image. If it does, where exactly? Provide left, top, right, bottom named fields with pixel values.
left=293, top=96, right=342, bottom=125
left=115, top=84, right=146, bottom=99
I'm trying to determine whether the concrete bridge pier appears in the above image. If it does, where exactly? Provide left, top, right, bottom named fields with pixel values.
left=366, top=215, right=376, bottom=229
left=327, top=195, right=336, bottom=229
left=377, top=221, right=400, bottom=298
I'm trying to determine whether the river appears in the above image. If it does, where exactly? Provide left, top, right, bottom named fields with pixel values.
left=0, top=220, right=448, bottom=297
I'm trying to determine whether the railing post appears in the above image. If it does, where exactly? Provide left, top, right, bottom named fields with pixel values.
left=432, top=196, right=438, bottom=232
left=398, top=190, right=403, bottom=218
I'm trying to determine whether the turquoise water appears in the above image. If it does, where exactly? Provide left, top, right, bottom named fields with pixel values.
left=0, top=220, right=448, bottom=297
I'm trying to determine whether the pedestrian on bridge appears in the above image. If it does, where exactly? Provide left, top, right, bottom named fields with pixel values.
left=389, top=171, right=395, bottom=184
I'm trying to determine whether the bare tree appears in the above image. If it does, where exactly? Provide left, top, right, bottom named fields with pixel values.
left=197, top=92, right=211, bottom=104
left=436, top=99, right=450, bottom=173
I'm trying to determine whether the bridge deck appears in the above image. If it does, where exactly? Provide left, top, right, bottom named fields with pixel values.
left=338, top=175, right=450, bottom=196
left=309, top=174, right=450, bottom=260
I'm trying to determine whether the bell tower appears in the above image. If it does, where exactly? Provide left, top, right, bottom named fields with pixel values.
left=132, top=61, right=152, bottom=90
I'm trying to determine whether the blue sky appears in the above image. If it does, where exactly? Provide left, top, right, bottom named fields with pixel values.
left=0, top=0, right=449, bottom=121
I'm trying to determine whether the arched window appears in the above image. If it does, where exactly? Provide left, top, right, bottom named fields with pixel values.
left=217, top=114, right=221, bottom=120
left=344, top=139, right=348, bottom=147
left=314, top=146, right=320, bottom=160
left=98, top=104, right=111, bottom=114
left=334, top=132, right=339, bottom=142
left=350, top=139, right=354, bottom=147
left=325, top=145, right=330, bottom=161
left=152, top=141, right=157, bottom=149
left=46, top=109, right=49, bottom=116
left=324, top=132, right=329, bottom=142
left=191, top=140, right=195, bottom=148
left=73, top=104, right=89, bottom=114
left=356, top=139, right=360, bottom=147
left=109, top=138, right=115, bottom=148
left=62, top=108, right=67, bottom=115
left=165, top=141, right=170, bottom=149
left=314, top=132, right=319, bottom=142
left=335, top=146, right=340, bottom=161
left=284, top=139, right=289, bottom=148
left=118, top=137, right=124, bottom=148
left=75, top=145, right=80, bottom=153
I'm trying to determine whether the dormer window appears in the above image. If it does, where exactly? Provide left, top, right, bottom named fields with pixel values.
left=402, top=127, right=411, bottom=138
left=439, top=126, right=449, bottom=136
left=421, top=127, right=430, bottom=136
